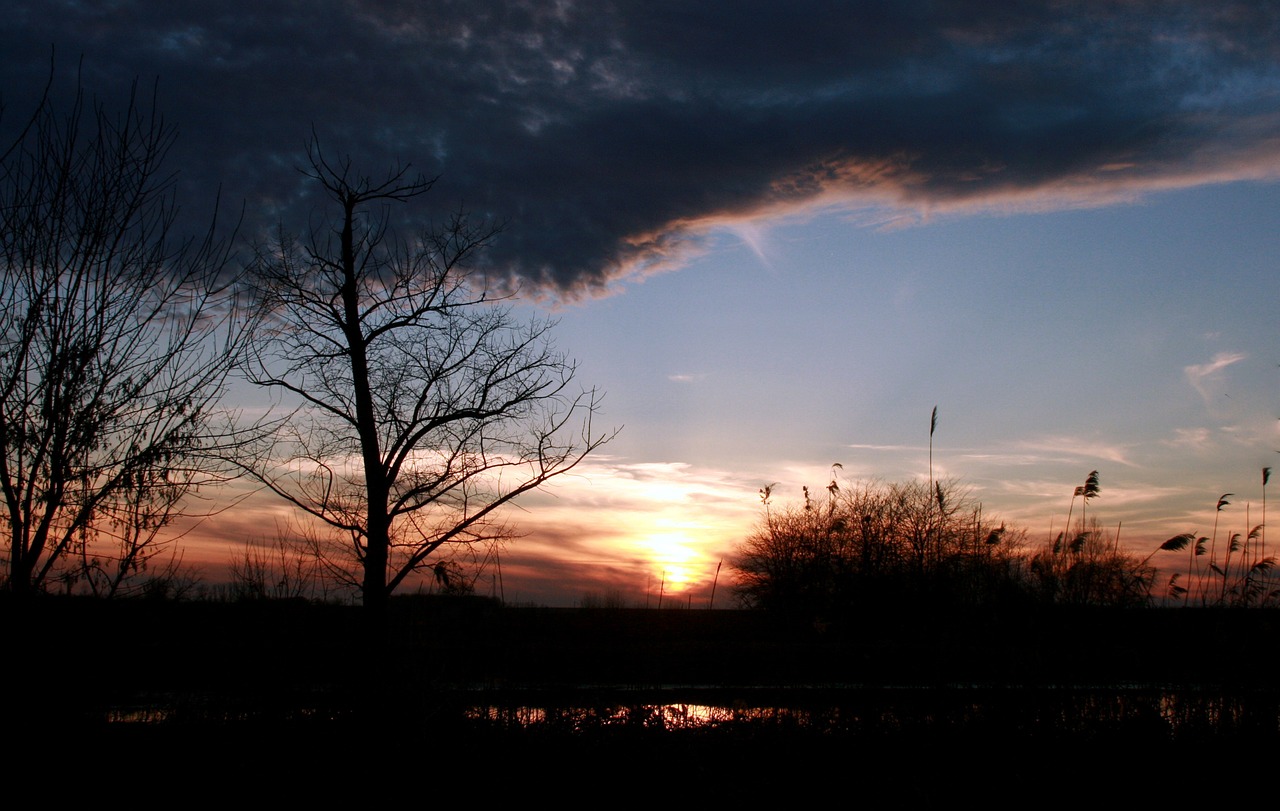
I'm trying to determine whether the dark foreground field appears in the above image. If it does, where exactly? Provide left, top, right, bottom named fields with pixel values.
left=9, top=596, right=1279, bottom=802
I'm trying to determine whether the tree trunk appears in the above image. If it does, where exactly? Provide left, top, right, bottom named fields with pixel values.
left=339, top=195, right=392, bottom=616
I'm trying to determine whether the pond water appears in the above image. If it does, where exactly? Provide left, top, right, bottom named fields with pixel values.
left=461, top=685, right=1280, bottom=739
left=105, top=684, right=1280, bottom=744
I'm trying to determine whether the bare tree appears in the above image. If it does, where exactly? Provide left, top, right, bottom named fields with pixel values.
left=0, top=74, right=243, bottom=595
left=242, top=141, right=613, bottom=614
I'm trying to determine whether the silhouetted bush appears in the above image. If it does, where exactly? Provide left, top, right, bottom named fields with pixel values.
left=732, top=477, right=1028, bottom=612
left=1026, top=520, right=1155, bottom=608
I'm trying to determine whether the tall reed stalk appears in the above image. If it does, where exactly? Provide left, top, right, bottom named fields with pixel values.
left=1201, top=494, right=1231, bottom=605
left=1080, top=471, right=1100, bottom=534
left=1262, top=467, right=1271, bottom=594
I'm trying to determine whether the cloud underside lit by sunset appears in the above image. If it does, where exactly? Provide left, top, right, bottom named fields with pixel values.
left=3, top=1, right=1278, bottom=604
left=7, top=2, right=1278, bottom=293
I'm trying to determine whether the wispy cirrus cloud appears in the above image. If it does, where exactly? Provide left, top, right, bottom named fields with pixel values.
left=847, top=443, right=918, bottom=452
left=1164, top=427, right=1217, bottom=452
left=1185, top=351, right=1248, bottom=403
left=1012, top=436, right=1139, bottom=468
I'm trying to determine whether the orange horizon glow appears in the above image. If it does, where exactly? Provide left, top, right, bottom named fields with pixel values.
left=146, top=445, right=1276, bottom=608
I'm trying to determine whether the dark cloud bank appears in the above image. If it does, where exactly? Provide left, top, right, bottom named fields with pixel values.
left=4, top=1, right=1278, bottom=294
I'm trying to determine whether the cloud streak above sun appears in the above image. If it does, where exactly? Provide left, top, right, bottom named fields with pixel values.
left=4, top=1, right=1279, bottom=295
left=1185, top=351, right=1248, bottom=403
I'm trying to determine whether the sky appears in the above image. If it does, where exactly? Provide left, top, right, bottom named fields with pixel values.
left=3, top=1, right=1279, bottom=605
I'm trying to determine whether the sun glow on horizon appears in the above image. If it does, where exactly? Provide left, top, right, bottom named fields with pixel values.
left=636, top=530, right=707, bottom=593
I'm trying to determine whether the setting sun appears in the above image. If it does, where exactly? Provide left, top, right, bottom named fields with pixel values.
left=637, top=531, right=705, bottom=594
